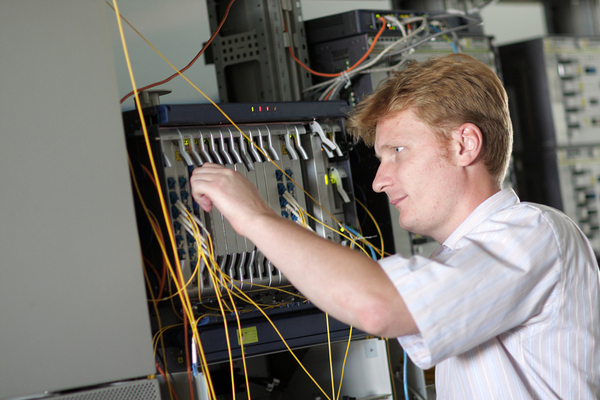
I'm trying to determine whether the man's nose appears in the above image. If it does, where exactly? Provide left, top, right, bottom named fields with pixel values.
left=372, top=163, right=391, bottom=193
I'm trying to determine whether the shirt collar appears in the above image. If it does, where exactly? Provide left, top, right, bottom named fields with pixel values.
left=436, top=188, right=520, bottom=253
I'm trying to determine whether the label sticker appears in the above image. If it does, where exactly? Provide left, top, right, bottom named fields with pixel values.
left=237, top=326, right=258, bottom=345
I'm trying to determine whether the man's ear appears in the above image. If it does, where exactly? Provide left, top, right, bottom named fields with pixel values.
left=453, top=123, right=483, bottom=167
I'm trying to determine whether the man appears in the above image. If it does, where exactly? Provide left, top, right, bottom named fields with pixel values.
left=191, top=54, right=600, bottom=398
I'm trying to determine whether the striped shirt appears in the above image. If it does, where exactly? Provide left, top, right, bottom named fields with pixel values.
left=379, top=189, right=600, bottom=399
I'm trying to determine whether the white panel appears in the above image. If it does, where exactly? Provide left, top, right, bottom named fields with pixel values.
left=481, top=2, right=548, bottom=45
left=0, top=1, right=155, bottom=398
left=284, top=338, right=393, bottom=399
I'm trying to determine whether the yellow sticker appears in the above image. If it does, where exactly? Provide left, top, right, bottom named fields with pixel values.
left=177, top=356, right=184, bottom=364
left=237, top=326, right=258, bottom=345
left=175, top=150, right=182, bottom=161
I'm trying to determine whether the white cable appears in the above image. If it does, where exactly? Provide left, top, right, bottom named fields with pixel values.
left=177, top=213, right=195, bottom=234
left=384, top=15, right=407, bottom=38
left=175, top=200, right=207, bottom=234
left=306, top=13, right=483, bottom=100
left=192, top=215, right=209, bottom=235
left=285, top=204, right=315, bottom=232
left=282, top=191, right=302, bottom=211
left=385, top=21, right=482, bottom=59
left=174, top=201, right=209, bottom=249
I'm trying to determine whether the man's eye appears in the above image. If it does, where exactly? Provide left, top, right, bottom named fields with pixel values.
left=395, top=147, right=404, bottom=153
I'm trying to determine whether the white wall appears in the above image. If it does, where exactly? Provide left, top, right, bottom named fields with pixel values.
left=110, top=1, right=547, bottom=109
left=0, top=1, right=155, bottom=397
left=109, top=0, right=218, bottom=110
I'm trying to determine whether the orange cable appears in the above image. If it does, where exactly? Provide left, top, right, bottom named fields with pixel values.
left=156, top=362, right=181, bottom=400
left=141, top=163, right=157, bottom=187
left=287, top=16, right=387, bottom=78
left=143, top=255, right=164, bottom=300
left=140, top=165, right=169, bottom=298
left=323, top=87, right=336, bottom=101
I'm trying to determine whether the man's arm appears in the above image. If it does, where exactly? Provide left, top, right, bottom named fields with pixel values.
left=190, top=163, right=418, bottom=337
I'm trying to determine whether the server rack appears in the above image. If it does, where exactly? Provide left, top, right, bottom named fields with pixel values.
left=123, top=101, right=366, bottom=376
left=500, top=36, right=600, bottom=255
left=205, top=0, right=312, bottom=102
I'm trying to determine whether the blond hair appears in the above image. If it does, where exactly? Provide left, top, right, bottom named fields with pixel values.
left=346, top=53, right=513, bottom=185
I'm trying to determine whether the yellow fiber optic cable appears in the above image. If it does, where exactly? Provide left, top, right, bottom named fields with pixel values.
left=223, top=294, right=252, bottom=400
left=326, top=314, right=336, bottom=400
left=302, top=212, right=371, bottom=258
left=201, top=250, right=330, bottom=397
left=179, top=201, right=305, bottom=304
left=335, top=326, right=353, bottom=400
left=189, top=216, right=252, bottom=398
left=207, top=264, right=238, bottom=400
left=153, top=324, right=183, bottom=358
left=216, top=272, right=334, bottom=400
left=207, top=258, right=252, bottom=399
left=204, top=247, right=356, bottom=400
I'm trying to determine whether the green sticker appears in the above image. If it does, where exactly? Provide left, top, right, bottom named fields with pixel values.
left=237, top=326, right=258, bottom=345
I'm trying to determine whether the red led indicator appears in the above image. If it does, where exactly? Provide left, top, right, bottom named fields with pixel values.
left=259, top=106, right=262, bottom=112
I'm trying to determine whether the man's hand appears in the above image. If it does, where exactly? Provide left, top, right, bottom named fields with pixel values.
left=189, top=163, right=277, bottom=237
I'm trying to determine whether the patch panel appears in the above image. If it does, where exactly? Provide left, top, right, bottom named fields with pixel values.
left=125, top=102, right=358, bottom=298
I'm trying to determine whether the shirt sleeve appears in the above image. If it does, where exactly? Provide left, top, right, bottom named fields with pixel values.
left=379, top=204, right=563, bottom=368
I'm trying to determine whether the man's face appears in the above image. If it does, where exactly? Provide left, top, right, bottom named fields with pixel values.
left=373, top=109, right=461, bottom=242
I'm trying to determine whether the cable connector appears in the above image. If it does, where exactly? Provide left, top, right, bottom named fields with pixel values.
left=309, top=121, right=343, bottom=157
left=266, top=378, right=281, bottom=392
left=282, top=190, right=302, bottom=211
left=186, top=133, right=204, bottom=166
left=341, top=70, right=352, bottom=89
left=176, top=129, right=194, bottom=167
left=191, top=337, right=198, bottom=377
left=329, top=167, right=351, bottom=203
